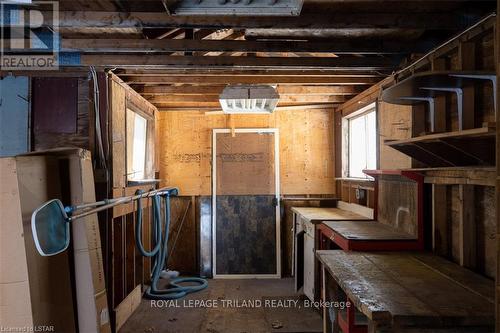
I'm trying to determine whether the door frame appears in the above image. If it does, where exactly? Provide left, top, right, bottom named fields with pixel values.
left=212, top=128, right=281, bottom=279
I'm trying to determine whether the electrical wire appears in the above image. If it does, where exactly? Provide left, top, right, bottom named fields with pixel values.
left=89, top=66, right=107, bottom=170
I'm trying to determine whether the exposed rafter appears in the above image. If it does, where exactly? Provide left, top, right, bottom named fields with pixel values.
left=45, top=10, right=484, bottom=30
left=134, top=85, right=362, bottom=96
left=122, top=75, right=381, bottom=85
left=72, top=54, right=396, bottom=70
left=61, top=38, right=423, bottom=54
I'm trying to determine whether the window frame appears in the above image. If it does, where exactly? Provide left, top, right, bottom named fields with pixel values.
left=342, top=102, right=377, bottom=179
left=125, top=104, right=154, bottom=183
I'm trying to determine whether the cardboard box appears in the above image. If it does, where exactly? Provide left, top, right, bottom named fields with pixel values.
left=0, top=158, right=33, bottom=329
left=66, top=149, right=111, bottom=333
left=0, top=148, right=111, bottom=333
left=23, top=148, right=111, bottom=333
left=6, top=154, right=77, bottom=332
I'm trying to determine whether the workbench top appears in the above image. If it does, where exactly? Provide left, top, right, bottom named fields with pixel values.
left=316, top=251, right=495, bottom=329
left=290, top=207, right=371, bottom=224
left=322, top=220, right=416, bottom=240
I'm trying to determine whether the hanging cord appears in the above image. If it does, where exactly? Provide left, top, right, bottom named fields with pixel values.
left=90, top=66, right=107, bottom=170
left=135, top=190, right=208, bottom=300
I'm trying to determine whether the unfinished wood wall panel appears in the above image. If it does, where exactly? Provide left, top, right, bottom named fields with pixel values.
left=432, top=184, right=449, bottom=256
left=449, top=184, right=495, bottom=279
left=377, top=176, right=418, bottom=237
left=458, top=185, right=476, bottom=269
left=158, top=109, right=335, bottom=196
left=107, top=74, right=159, bottom=326
left=378, top=101, right=412, bottom=169
left=216, top=132, right=275, bottom=195
left=167, top=197, right=198, bottom=274
left=476, top=186, right=496, bottom=279
left=109, top=73, right=157, bottom=190
left=110, top=79, right=127, bottom=188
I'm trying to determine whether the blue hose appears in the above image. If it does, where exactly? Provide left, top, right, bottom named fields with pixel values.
left=135, top=190, right=208, bottom=300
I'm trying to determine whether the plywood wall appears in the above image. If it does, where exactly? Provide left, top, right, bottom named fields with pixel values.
left=377, top=101, right=412, bottom=169
left=157, top=109, right=335, bottom=196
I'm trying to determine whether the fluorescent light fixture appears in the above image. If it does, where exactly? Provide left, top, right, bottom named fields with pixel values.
left=165, top=0, right=303, bottom=16
left=219, top=85, right=280, bottom=114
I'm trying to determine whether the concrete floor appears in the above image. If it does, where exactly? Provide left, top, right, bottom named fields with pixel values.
left=119, top=278, right=323, bottom=333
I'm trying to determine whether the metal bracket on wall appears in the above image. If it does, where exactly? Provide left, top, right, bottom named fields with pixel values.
left=399, top=96, right=436, bottom=132
left=420, top=87, right=464, bottom=130
left=450, top=74, right=497, bottom=116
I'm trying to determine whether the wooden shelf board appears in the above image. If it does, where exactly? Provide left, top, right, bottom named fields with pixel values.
left=385, top=126, right=495, bottom=146
left=381, top=70, right=495, bottom=105
left=384, top=126, right=495, bottom=167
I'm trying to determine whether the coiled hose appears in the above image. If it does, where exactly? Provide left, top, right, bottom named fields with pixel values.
left=135, top=190, right=208, bottom=299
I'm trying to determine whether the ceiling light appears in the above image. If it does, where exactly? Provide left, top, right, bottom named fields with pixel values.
left=165, top=0, right=303, bottom=16
left=219, top=85, right=280, bottom=114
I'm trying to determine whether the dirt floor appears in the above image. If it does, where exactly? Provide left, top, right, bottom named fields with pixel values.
left=119, top=278, right=323, bottom=333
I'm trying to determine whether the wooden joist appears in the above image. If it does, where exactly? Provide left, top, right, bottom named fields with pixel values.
left=156, top=103, right=335, bottom=112
left=151, top=102, right=342, bottom=109
left=134, top=85, right=361, bottom=96
left=48, top=10, right=480, bottom=30
left=115, top=69, right=385, bottom=77
left=62, top=38, right=423, bottom=55
left=146, top=94, right=348, bottom=104
left=77, top=55, right=395, bottom=70
left=124, top=75, right=380, bottom=85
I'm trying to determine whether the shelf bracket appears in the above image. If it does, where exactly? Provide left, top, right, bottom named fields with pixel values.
left=399, top=97, right=435, bottom=132
left=449, top=74, right=497, bottom=116
left=420, top=87, right=464, bottom=130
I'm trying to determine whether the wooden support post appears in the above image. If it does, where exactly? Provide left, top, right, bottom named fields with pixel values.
left=432, top=184, right=449, bottom=257
left=459, top=41, right=476, bottom=130
left=458, top=184, right=476, bottom=268
left=431, top=58, right=447, bottom=132
left=228, top=114, right=236, bottom=137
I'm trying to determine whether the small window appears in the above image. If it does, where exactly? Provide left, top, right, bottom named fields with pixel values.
left=343, top=104, right=377, bottom=178
left=127, top=109, right=148, bottom=181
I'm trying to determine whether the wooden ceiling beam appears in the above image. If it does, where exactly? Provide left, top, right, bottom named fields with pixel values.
left=62, top=38, right=420, bottom=54
left=135, top=85, right=362, bottom=95
left=153, top=101, right=340, bottom=108
left=124, top=75, right=380, bottom=85
left=146, top=95, right=348, bottom=103
left=49, top=10, right=480, bottom=30
left=76, top=55, right=394, bottom=69
left=116, top=69, right=384, bottom=76
left=156, top=103, right=336, bottom=112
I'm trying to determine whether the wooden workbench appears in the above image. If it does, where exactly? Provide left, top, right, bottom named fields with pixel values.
left=291, top=207, right=372, bottom=224
left=319, top=220, right=421, bottom=251
left=322, top=221, right=416, bottom=240
left=317, top=250, right=494, bottom=332
left=292, top=205, right=372, bottom=301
